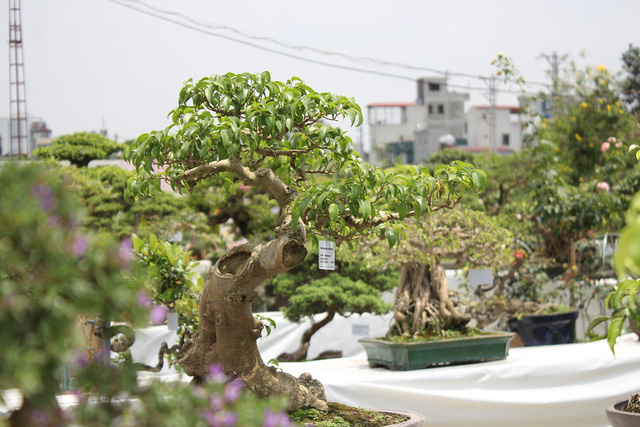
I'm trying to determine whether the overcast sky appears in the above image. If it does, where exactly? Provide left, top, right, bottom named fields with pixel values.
left=1, top=0, right=638, bottom=149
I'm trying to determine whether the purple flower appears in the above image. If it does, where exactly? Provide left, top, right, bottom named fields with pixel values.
left=136, top=292, right=153, bottom=309
left=74, top=351, right=89, bottom=367
left=31, top=183, right=56, bottom=211
left=118, top=238, right=133, bottom=264
left=222, top=411, right=237, bottom=426
left=224, top=379, right=244, bottom=402
left=150, top=305, right=169, bottom=325
left=209, top=364, right=227, bottom=383
left=48, top=215, right=62, bottom=227
left=209, top=393, right=223, bottom=412
left=263, top=409, right=292, bottom=427
left=239, top=184, right=248, bottom=192
left=71, top=235, right=89, bottom=257
left=204, top=411, right=237, bottom=427
left=31, top=410, right=50, bottom=425
left=93, top=349, right=110, bottom=364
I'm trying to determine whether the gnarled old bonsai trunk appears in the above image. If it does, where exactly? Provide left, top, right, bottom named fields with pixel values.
left=388, top=262, right=470, bottom=337
left=179, top=228, right=329, bottom=411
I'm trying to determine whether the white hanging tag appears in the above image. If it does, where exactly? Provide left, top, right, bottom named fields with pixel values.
left=318, top=240, right=335, bottom=270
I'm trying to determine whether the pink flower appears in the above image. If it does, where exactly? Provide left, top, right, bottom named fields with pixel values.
left=224, top=379, right=244, bottom=402
left=597, top=182, right=610, bottom=192
left=150, top=305, right=169, bottom=325
left=601, top=142, right=610, bottom=153
left=239, top=184, right=248, bottom=192
left=607, top=137, right=617, bottom=144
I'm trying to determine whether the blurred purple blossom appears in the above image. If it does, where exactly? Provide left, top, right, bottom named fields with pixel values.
left=48, top=215, right=61, bottom=227
left=204, top=411, right=237, bottom=427
left=222, top=411, right=237, bottom=426
left=239, top=184, right=248, bottom=192
left=263, top=409, right=292, bottom=427
left=150, top=304, right=169, bottom=325
left=71, top=235, right=89, bottom=257
left=118, top=238, right=133, bottom=264
left=136, top=292, right=153, bottom=309
left=209, top=393, right=223, bottom=412
left=209, top=364, right=227, bottom=383
left=31, top=410, right=50, bottom=425
left=31, top=183, right=56, bottom=211
left=224, top=379, right=244, bottom=402
left=74, top=351, right=89, bottom=367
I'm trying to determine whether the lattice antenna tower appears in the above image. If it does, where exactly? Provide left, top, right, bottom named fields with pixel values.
left=8, top=0, right=28, bottom=157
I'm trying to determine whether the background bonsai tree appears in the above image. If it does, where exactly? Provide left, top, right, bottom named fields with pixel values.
left=124, top=71, right=485, bottom=410
left=268, top=245, right=397, bottom=362
left=33, top=131, right=122, bottom=167
left=358, top=206, right=513, bottom=338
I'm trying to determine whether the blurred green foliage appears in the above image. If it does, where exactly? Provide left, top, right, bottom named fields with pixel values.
left=33, top=132, right=122, bottom=167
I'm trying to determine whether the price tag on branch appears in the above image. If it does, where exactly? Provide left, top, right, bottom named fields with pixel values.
left=318, top=240, right=335, bottom=271
left=468, top=268, right=493, bottom=287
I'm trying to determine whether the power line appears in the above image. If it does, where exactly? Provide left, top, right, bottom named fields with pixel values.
left=108, top=0, right=552, bottom=95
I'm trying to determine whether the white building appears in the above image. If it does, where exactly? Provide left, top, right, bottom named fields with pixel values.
left=465, top=106, right=523, bottom=153
left=368, top=77, right=469, bottom=165
left=0, top=117, right=52, bottom=157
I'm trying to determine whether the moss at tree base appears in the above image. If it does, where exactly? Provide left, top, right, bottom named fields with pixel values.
left=290, top=402, right=409, bottom=426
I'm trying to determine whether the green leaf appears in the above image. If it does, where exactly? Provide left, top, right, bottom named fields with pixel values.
left=386, top=228, right=397, bottom=248
left=329, top=203, right=339, bottom=222
left=585, top=315, right=610, bottom=335
left=297, top=195, right=314, bottom=218
left=398, top=203, right=408, bottom=220
left=359, top=199, right=372, bottom=219
left=607, top=317, right=624, bottom=354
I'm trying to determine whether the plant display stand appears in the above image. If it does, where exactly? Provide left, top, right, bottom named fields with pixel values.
left=359, top=333, right=515, bottom=371
left=508, top=310, right=578, bottom=346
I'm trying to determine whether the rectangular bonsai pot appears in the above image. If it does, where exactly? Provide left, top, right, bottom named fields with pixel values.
left=359, top=332, right=515, bottom=371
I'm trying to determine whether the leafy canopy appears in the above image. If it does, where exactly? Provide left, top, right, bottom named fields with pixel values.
left=33, top=132, right=121, bottom=167
left=125, top=72, right=486, bottom=246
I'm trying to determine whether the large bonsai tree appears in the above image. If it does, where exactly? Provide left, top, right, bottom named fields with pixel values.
left=124, top=72, right=485, bottom=410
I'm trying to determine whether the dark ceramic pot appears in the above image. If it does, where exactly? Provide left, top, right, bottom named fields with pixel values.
left=508, top=310, right=578, bottom=346
left=606, top=400, right=640, bottom=427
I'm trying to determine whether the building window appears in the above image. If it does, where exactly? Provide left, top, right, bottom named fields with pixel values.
left=428, top=104, right=433, bottom=115
left=369, top=106, right=406, bottom=125
left=438, top=104, right=444, bottom=114
left=428, top=83, right=440, bottom=91
left=502, top=133, right=510, bottom=146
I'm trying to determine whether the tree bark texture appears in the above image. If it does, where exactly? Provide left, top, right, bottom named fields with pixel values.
left=388, top=262, right=470, bottom=337
left=178, top=232, right=329, bottom=411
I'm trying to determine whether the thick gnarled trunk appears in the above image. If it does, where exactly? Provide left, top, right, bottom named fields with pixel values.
left=179, top=231, right=329, bottom=411
left=388, top=262, right=470, bottom=337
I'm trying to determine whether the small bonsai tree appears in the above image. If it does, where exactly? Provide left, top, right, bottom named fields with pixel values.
left=33, top=132, right=121, bottom=167
left=269, top=245, right=397, bottom=362
left=124, top=72, right=484, bottom=410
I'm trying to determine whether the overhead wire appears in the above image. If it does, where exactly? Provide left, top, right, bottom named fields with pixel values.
left=107, top=0, right=552, bottom=96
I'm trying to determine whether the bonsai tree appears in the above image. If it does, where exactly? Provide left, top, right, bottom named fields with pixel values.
left=269, top=244, right=398, bottom=362
left=0, top=163, right=149, bottom=425
left=358, top=206, right=513, bottom=338
left=124, top=71, right=485, bottom=410
left=33, top=132, right=121, bottom=167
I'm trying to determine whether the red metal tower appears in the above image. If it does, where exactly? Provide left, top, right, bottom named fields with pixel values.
left=8, top=0, right=28, bottom=157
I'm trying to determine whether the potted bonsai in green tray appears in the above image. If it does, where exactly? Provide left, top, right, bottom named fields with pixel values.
left=123, top=71, right=485, bottom=413
left=357, top=206, right=517, bottom=370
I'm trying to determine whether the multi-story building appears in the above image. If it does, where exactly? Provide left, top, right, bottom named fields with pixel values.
left=0, top=117, right=52, bottom=157
left=368, top=77, right=469, bottom=165
left=465, top=106, right=522, bottom=153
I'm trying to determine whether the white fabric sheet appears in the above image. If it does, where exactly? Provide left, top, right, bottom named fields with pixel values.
left=126, top=314, right=640, bottom=427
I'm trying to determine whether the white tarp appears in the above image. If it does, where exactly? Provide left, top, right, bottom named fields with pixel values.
left=127, top=314, right=640, bottom=427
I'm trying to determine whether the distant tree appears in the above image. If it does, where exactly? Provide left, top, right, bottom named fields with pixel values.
left=621, top=44, right=640, bottom=114
left=269, top=245, right=397, bottom=362
left=33, top=132, right=121, bottom=167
